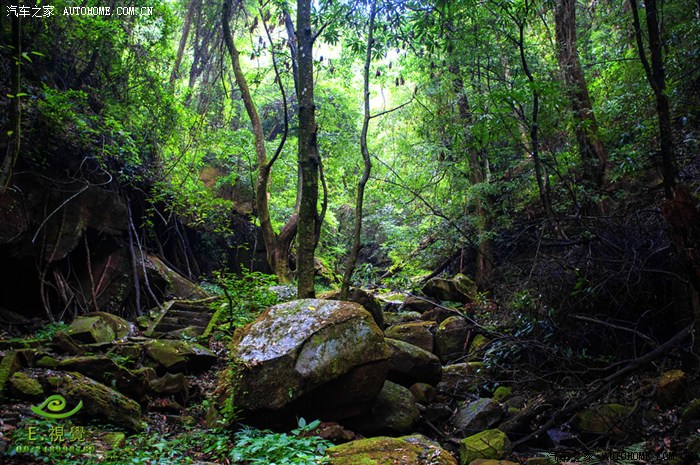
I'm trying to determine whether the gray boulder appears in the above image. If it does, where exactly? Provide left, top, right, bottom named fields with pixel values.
left=226, top=299, right=390, bottom=422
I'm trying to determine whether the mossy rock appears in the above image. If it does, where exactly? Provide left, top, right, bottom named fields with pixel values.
left=656, top=369, right=687, bottom=406
left=36, top=355, right=59, bottom=368
left=145, top=339, right=216, bottom=374
left=0, top=351, right=21, bottom=400
left=320, top=287, right=385, bottom=329
left=384, top=311, right=422, bottom=326
left=436, top=362, right=482, bottom=397
left=574, top=404, right=635, bottom=437
left=9, top=371, right=44, bottom=399
left=467, top=334, right=490, bottom=361
left=436, top=315, right=470, bottom=363
left=459, top=429, right=511, bottom=465
left=422, top=274, right=478, bottom=303
left=327, top=435, right=458, bottom=465
left=470, top=460, right=519, bottom=465
left=682, top=398, right=700, bottom=422
left=409, top=382, right=436, bottom=404
left=384, top=321, right=437, bottom=354
left=226, top=299, right=390, bottom=422
left=103, top=432, right=126, bottom=449
left=451, top=398, right=503, bottom=435
left=526, top=458, right=556, bottom=465
left=346, top=381, right=420, bottom=434
left=66, top=316, right=116, bottom=344
left=386, top=338, right=442, bottom=387
left=58, top=355, right=153, bottom=400
left=35, top=371, right=145, bottom=433
left=492, top=386, right=513, bottom=403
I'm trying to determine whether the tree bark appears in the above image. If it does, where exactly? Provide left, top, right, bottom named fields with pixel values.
left=0, top=12, right=21, bottom=188
left=630, top=0, right=676, bottom=199
left=554, top=0, right=609, bottom=195
left=340, top=0, right=377, bottom=300
left=452, top=75, right=494, bottom=286
left=296, top=0, right=321, bottom=298
left=222, top=0, right=293, bottom=281
left=171, top=0, right=197, bottom=84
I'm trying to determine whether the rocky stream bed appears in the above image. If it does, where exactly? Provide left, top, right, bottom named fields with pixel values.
left=1, top=274, right=700, bottom=464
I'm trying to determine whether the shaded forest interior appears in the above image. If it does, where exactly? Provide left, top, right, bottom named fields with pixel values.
left=1, top=0, right=700, bottom=463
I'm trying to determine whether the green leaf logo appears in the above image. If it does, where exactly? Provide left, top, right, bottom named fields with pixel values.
left=31, top=395, right=83, bottom=419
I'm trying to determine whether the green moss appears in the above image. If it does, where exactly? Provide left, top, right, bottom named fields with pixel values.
left=9, top=371, right=44, bottom=398
left=682, top=398, right=700, bottom=422
left=575, top=404, right=634, bottom=436
left=0, top=351, right=21, bottom=401
left=103, top=432, right=126, bottom=449
left=467, top=334, right=490, bottom=360
left=36, top=355, right=59, bottom=368
left=328, top=436, right=457, bottom=465
left=492, top=386, right=513, bottom=403
left=459, top=429, right=511, bottom=465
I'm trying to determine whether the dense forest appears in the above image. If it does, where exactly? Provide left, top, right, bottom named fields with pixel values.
left=1, top=0, right=700, bottom=464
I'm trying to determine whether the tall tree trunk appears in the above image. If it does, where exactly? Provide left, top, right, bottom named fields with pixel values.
left=554, top=0, right=609, bottom=196
left=171, top=0, right=197, bottom=84
left=222, top=0, right=293, bottom=281
left=296, top=0, right=320, bottom=298
left=517, top=20, right=556, bottom=225
left=0, top=12, right=20, bottom=188
left=453, top=75, right=494, bottom=286
left=340, top=0, right=376, bottom=300
left=630, top=0, right=676, bottom=199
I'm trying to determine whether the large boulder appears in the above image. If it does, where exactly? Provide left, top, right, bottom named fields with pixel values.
left=58, top=355, right=154, bottom=400
left=34, top=371, right=145, bottom=433
left=319, top=287, right=385, bottom=329
left=144, top=339, right=216, bottom=374
left=436, top=316, right=470, bottom=363
left=327, top=435, right=457, bottom=465
left=459, top=429, right=511, bottom=465
left=346, top=381, right=420, bottom=434
left=451, top=398, right=503, bottom=436
left=386, top=338, right=442, bottom=387
left=422, top=274, right=477, bottom=303
left=226, top=299, right=390, bottom=422
left=66, top=312, right=133, bottom=344
left=384, top=321, right=437, bottom=354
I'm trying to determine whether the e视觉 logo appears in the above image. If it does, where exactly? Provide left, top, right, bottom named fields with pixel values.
left=31, top=395, right=83, bottom=419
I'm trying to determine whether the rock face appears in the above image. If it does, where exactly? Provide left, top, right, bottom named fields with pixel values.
left=384, top=321, right=437, bottom=354
left=227, top=299, right=390, bottom=422
left=327, top=435, right=458, bottom=465
left=34, top=371, right=145, bottom=433
left=422, top=274, right=477, bottom=303
left=145, top=339, right=216, bottom=374
left=67, top=313, right=130, bottom=344
left=459, top=429, right=511, bottom=465
left=320, top=287, right=385, bottom=329
left=386, top=338, right=442, bottom=387
left=347, top=381, right=421, bottom=434
left=436, top=316, right=470, bottom=363
left=451, top=398, right=503, bottom=435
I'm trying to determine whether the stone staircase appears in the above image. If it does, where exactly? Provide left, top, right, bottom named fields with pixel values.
left=146, top=297, right=220, bottom=338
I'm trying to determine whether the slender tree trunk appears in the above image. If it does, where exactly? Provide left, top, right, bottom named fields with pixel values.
left=0, top=12, right=20, bottom=188
left=453, top=75, right=494, bottom=286
left=296, top=0, right=320, bottom=298
left=222, top=0, right=293, bottom=281
left=171, top=0, right=197, bottom=84
left=554, top=0, right=609, bottom=195
left=340, top=0, right=377, bottom=300
left=630, top=0, right=676, bottom=199
left=517, top=21, right=556, bottom=224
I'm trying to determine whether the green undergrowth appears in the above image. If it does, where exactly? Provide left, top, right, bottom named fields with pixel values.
left=6, top=416, right=331, bottom=465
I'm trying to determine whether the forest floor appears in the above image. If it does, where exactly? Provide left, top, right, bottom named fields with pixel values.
left=1, top=289, right=700, bottom=465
